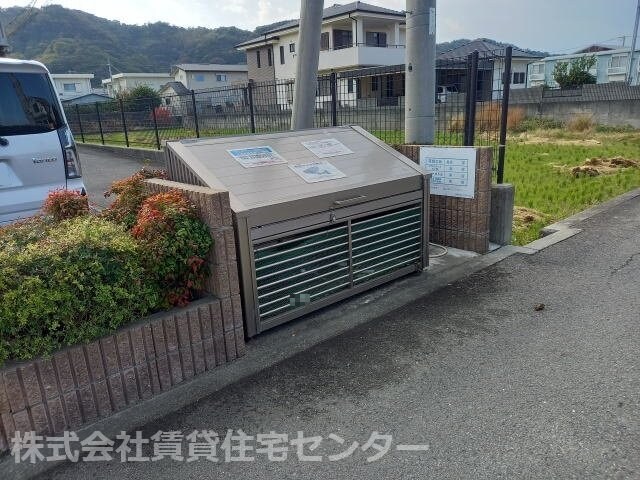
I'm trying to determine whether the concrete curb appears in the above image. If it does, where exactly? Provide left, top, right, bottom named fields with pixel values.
left=521, top=187, right=640, bottom=253
left=77, top=143, right=165, bottom=165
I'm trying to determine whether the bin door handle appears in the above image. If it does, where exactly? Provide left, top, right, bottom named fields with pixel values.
left=333, top=195, right=367, bottom=206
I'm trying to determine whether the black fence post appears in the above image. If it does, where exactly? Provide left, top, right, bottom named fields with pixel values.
left=497, top=46, right=513, bottom=184
left=95, top=102, right=105, bottom=145
left=75, top=104, right=85, bottom=143
left=464, top=50, right=479, bottom=146
left=118, top=98, right=130, bottom=148
left=247, top=80, right=256, bottom=134
left=190, top=90, right=200, bottom=138
left=151, top=101, right=161, bottom=150
left=330, top=72, right=338, bottom=127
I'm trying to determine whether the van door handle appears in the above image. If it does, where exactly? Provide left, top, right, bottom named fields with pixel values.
left=333, top=195, right=367, bottom=206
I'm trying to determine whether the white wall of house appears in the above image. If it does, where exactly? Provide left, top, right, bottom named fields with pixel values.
left=51, top=74, right=94, bottom=100
left=177, top=70, right=248, bottom=90
left=491, top=58, right=533, bottom=99
left=102, top=73, right=171, bottom=96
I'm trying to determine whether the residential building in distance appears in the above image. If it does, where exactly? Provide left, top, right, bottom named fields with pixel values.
left=235, top=1, right=407, bottom=106
left=50, top=73, right=94, bottom=101
left=436, top=39, right=544, bottom=100
left=171, top=64, right=248, bottom=90
left=101, top=72, right=172, bottom=96
left=61, top=93, right=113, bottom=106
left=527, top=46, right=639, bottom=87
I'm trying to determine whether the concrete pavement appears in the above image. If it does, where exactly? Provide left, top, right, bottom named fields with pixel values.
left=78, top=144, right=162, bottom=209
left=30, top=192, right=640, bottom=479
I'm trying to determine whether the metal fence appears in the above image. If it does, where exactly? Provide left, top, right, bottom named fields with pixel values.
left=64, top=47, right=513, bottom=182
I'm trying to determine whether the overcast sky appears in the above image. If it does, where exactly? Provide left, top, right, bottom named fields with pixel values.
left=0, top=0, right=636, bottom=53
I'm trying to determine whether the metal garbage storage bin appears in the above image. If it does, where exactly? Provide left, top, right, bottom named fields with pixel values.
left=166, top=126, right=430, bottom=336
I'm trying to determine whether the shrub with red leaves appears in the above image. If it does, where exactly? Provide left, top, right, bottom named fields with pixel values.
left=132, top=190, right=212, bottom=308
left=101, top=169, right=167, bottom=229
left=42, top=189, right=89, bottom=221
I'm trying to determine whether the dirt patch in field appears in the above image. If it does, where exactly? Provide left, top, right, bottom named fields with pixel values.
left=516, top=135, right=602, bottom=146
left=513, top=206, right=547, bottom=228
left=570, top=157, right=639, bottom=177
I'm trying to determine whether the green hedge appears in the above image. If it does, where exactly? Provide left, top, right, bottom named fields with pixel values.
left=0, top=216, right=158, bottom=364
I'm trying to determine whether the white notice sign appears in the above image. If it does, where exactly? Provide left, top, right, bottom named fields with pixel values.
left=227, top=146, right=287, bottom=168
left=289, top=161, right=346, bottom=183
left=301, top=138, right=354, bottom=158
left=419, top=147, right=476, bottom=198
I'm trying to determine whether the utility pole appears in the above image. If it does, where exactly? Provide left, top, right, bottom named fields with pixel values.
left=628, top=0, right=640, bottom=85
left=405, top=0, right=437, bottom=145
left=291, top=0, right=324, bottom=131
left=0, top=20, right=9, bottom=57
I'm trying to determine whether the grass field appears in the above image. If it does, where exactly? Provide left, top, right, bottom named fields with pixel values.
left=505, top=129, right=640, bottom=244
left=79, top=125, right=640, bottom=247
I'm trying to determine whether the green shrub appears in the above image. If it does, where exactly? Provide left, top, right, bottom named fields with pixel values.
left=42, top=189, right=89, bottom=221
left=0, top=217, right=159, bottom=364
left=132, top=190, right=212, bottom=308
left=553, top=56, right=597, bottom=88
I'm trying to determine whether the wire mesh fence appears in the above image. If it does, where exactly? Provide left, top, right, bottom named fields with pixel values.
left=64, top=47, right=513, bottom=180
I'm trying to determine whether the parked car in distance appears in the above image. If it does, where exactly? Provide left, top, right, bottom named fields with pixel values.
left=0, top=57, right=85, bottom=225
left=436, top=85, right=459, bottom=103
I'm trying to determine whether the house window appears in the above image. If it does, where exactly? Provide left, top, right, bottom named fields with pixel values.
left=257, top=50, right=261, bottom=68
left=194, top=74, right=205, bottom=82
left=267, top=48, right=273, bottom=66
left=385, top=75, right=394, bottom=97
left=366, top=32, right=387, bottom=47
left=333, top=29, right=353, bottom=49
left=216, top=74, right=227, bottom=82
left=289, top=43, right=295, bottom=53
left=316, top=77, right=331, bottom=96
left=530, top=63, right=545, bottom=75
left=513, top=72, right=526, bottom=84
left=347, top=79, right=354, bottom=93
left=320, top=32, right=330, bottom=51
left=280, top=46, right=285, bottom=65
left=165, top=97, right=171, bottom=105
left=371, top=76, right=379, bottom=92
left=610, top=55, right=628, bottom=70
left=63, top=83, right=77, bottom=92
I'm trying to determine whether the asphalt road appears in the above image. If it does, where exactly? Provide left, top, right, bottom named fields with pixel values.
left=78, top=146, right=154, bottom=209
left=38, top=195, right=640, bottom=479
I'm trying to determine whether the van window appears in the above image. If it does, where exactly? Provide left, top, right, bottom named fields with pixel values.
left=0, top=72, right=63, bottom=136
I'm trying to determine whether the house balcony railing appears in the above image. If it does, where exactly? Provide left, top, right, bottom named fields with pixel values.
left=327, top=42, right=406, bottom=51
left=318, top=43, right=406, bottom=70
left=528, top=73, right=545, bottom=82
left=607, top=66, right=627, bottom=75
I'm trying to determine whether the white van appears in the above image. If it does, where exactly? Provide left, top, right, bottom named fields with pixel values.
left=0, top=58, right=85, bottom=225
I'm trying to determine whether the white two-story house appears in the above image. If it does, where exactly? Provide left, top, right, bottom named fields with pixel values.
left=527, top=45, right=640, bottom=88
left=171, top=64, right=248, bottom=90
left=235, top=1, right=407, bottom=107
left=50, top=73, right=94, bottom=101
left=102, top=72, right=172, bottom=96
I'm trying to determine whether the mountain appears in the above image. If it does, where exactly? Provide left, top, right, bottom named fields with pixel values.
left=0, top=5, right=546, bottom=86
left=0, top=5, right=256, bottom=84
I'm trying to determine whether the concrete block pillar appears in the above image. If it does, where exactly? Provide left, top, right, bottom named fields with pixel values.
left=490, top=183, right=515, bottom=246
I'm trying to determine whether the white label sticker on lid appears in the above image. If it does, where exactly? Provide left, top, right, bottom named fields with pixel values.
left=289, top=161, right=346, bottom=183
left=301, top=138, right=354, bottom=158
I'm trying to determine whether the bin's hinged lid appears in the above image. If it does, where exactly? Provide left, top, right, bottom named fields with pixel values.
left=166, top=125, right=428, bottom=215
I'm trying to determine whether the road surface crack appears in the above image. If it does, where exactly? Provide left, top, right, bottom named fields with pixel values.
left=611, top=251, right=640, bottom=275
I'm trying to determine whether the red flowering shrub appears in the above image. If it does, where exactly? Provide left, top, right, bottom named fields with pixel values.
left=101, top=169, right=167, bottom=228
left=153, top=106, right=172, bottom=125
left=132, top=190, right=212, bottom=308
left=42, top=189, right=89, bottom=221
